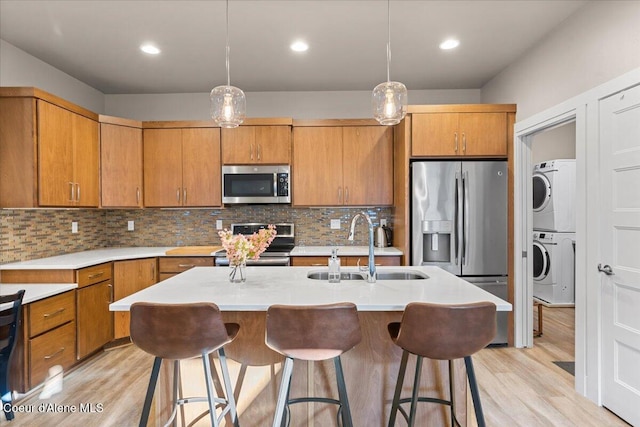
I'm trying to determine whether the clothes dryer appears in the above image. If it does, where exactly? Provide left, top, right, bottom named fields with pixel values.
left=532, top=231, right=575, bottom=305
left=532, top=159, right=576, bottom=232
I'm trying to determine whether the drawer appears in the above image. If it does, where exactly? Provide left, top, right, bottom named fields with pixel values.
left=159, top=257, right=213, bottom=273
left=291, top=256, right=329, bottom=267
left=29, top=321, right=76, bottom=387
left=29, top=291, right=76, bottom=337
left=77, top=262, right=113, bottom=287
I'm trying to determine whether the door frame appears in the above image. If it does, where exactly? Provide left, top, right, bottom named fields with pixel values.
left=512, top=67, right=640, bottom=404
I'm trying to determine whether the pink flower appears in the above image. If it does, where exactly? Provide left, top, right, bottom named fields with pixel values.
left=218, top=224, right=277, bottom=266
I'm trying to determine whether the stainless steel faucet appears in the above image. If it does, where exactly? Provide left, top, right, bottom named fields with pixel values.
left=348, top=212, right=376, bottom=283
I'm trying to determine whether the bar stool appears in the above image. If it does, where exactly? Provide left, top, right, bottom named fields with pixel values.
left=130, top=302, right=240, bottom=427
left=265, top=302, right=362, bottom=427
left=387, top=301, right=496, bottom=427
left=1, top=289, right=25, bottom=422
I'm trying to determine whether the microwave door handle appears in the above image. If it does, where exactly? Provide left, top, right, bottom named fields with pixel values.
left=273, top=173, right=278, bottom=196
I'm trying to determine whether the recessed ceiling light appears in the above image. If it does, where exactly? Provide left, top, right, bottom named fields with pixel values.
left=439, top=39, right=460, bottom=50
left=290, top=40, right=309, bottom=52
left=140, top=44, right=161, bottom=55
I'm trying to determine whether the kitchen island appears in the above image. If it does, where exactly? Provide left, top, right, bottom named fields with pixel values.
left=110, top=266, right=510, bottom=427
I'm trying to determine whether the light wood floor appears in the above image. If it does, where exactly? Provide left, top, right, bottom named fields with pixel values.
left=3, top=307, right=629, bottom=427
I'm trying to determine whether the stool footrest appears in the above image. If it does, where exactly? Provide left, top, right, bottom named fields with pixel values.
left=287, top=396, right=341, bottom=406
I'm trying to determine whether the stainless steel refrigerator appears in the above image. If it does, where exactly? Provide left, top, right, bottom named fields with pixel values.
left=411, top=160, right=508, bottom=344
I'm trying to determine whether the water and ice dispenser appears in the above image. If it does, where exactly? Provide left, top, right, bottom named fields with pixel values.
left=420, top=220, right=454, bottom=263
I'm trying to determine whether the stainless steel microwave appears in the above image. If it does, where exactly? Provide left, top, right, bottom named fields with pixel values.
left=222, top=165, right=291, bottom=204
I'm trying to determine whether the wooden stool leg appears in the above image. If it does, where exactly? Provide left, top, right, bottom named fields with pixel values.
left=139, top=357, right=162, bottom=427
left=388, top=350, right=409, bottom=427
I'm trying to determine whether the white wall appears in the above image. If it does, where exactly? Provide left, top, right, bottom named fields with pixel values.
left=481, top=1, right=640, bottom=121
left=0, top=39, right=105, bottom=113
left=104, top=89, right=481, bottom=121
left=531, top=121, right=576, bottom=164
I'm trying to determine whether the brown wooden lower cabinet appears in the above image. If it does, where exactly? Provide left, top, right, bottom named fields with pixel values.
left=291, top=255, right=401, bottom=267
left=76, top=262, right=113, bottom=359
left=113, top=258, right=157, bottom=339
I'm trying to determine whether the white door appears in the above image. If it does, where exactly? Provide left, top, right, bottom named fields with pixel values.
left=599, top=83, right=640, bottom=426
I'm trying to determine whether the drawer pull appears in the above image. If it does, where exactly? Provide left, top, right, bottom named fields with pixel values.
left=44, top=347, right=65, bottom=360
left=43, top=308, right=65, bottom=318
left=88, top=272, right=105, bottom=279
left=178, top=264, right=195, bottom=268
left=311, top=263, right=325, bottom=266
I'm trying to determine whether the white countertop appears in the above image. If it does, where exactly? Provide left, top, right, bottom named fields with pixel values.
left=110, top=266, right=511, bottom=312
left=0, top=247, right=176, bottom=270
left=291, top=246, right=402, bottom=256
left=0, top=284, right=78, bottom=310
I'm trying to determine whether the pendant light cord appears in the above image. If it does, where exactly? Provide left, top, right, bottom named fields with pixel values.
left=225, top=0, right=231, bottom=86
left=386, top=0, right=391, bottom=83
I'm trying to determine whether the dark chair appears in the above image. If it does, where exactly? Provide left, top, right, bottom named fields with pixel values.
left=266, top=302, right=362, bottom=427
left=387, top=301, right=496, bottom=427
left=130, top=302, right=240, bottom=427
left=1, top=289, right=25, bottom=422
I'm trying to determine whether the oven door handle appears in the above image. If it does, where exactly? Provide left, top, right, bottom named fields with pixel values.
left=215, top=257, right=290, bottom=267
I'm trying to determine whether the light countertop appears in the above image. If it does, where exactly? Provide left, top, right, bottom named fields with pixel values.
left=110, top=266, right=511, bottom=312
left=0, top=283, right=77, bottom=310
left=291, top=246, right=402, bottom=256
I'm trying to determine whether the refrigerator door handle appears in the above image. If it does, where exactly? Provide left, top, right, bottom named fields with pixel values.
left=463, top=170, right=470, bottom=266
left=455, top=171, right=463, bottom=266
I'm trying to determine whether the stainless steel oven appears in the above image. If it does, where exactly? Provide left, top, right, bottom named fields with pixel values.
left=215, top=223, right=295, bottom=266
left=222, top=165, right=290, bottom=204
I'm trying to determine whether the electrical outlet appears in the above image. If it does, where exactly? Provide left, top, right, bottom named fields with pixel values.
left=128, top=220, right=135, bottom=231
left=71, top=221, right=78, bottom=233
left=330, top=219, right=341, bottom=230
left=380, top=219, right=387, bottom=227
left=216, top=220, right=223, bottom=230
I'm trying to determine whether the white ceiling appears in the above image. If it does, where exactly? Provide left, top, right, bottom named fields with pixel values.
left=0, top=0, right=587, bottom=95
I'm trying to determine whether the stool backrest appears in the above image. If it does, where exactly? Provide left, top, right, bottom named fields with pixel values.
left=266, top=302, right=362, bottom=361
left=0, top=290, right=25, bottom=361
left=396, top=301, right=496, bottom=360
left=130, top=302, right=232, bottom=360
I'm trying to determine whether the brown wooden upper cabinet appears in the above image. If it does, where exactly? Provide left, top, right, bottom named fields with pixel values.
left=0, top=89, right=99, bottom=208
left=221, top=125, right=291, bottom=164
left=411, top=112, right=507, bottom=157
left=143, top=127, right=221, bottom=207
left=100, top=117, right=143, bottom=208
left=293, top=125, right=393, bottom=206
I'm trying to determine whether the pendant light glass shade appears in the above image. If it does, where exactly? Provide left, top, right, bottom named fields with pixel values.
left=211, top=0, right=245, bottom=128
left=372, top=0, right=407, bottom=126
left=210, top=85, right=245, bottom=128
left=372, top=81, right=407, bottom=125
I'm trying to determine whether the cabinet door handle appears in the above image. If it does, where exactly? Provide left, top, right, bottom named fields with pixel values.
left=183, top=188, right=187, bottom=204
left=76, top=183, right=80, bottom=202
left=338, top=187, right=343, bottom=204
left=44, top=347, right=65, bottom=360
left=136, top=187, right=140, bottom=204
left=108, top=284, right=113, bottom=303
left=462, top=133, right=466, bottom=153
left=345, top=187, right=349, bottom=204
left=69, top=182, right=74, bottom=201
left=250, top=143, right=254, bottom=160
left=88, top=272, right=104, bottom=279
left=454, top=132, right=458, bottom=153
left=178, top=264, right=195, bottom=268
left=257, top=143, right=261, bottom=161
left=311, top=263, right=325, bottom=266
left=43, top=308, right=65, bottom=318
left=176, top=188, right=181, bottom=203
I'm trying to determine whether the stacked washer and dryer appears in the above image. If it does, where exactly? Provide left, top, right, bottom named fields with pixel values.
left=532, top=159, right=576, bottom=305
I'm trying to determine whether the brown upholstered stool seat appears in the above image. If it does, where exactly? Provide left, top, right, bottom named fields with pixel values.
left=130, top=302, right=240, bottom=427
left=387, top=301, right=496, bottom=427
left=266, top=302, right=362, bottom=427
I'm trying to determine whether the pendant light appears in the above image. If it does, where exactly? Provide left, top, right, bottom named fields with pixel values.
left=372, top=0, right=407, bottom=126
left=210, top=0, right=246, bottom=128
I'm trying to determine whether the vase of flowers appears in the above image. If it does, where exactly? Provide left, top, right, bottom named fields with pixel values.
left=218, top=224, right=277, bottom=283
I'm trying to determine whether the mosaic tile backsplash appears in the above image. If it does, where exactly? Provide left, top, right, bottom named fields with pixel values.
left=1, top=206, right=393, bottom=264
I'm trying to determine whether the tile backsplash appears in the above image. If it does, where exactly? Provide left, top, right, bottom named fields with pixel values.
left=1, top=206, right=392, bottom=264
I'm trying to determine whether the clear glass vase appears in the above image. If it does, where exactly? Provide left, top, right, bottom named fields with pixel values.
left=229, top=262, right=246, bottom=283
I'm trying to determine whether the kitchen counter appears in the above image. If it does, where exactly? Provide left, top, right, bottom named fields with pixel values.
left=290, top=245, right=402, bottom=256
left=0, top=283, right=77, bottom=310
left=0, top=247, right=218, bottom=270
left=111, top=265, right=508, bottom=426
left=110, top=265, right=510, bottom=312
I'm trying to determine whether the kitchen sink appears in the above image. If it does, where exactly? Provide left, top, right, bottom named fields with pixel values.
left=306, top=270, right=428, bottom=281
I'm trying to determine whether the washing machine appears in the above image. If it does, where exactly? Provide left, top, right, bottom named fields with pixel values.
left=532, top=231, right=575, bottom=305
left=532, top=159, right=576, bottom=232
